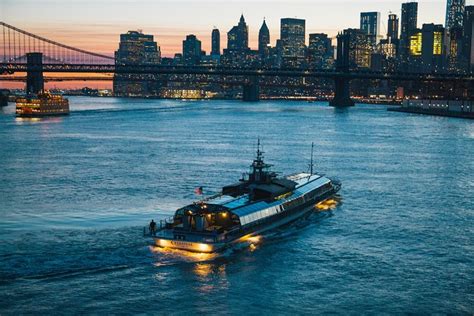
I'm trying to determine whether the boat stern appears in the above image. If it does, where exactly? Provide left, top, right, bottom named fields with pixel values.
left=153, top=237, right=224, bottom=253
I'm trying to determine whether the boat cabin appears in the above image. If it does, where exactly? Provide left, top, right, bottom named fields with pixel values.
left=173, top=203, right=240, bottom=234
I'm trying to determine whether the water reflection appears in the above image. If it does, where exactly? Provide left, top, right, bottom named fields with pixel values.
left=315, top=196, right=342, bottom=211
left=150, top=245, right=219, bottom=262
left=15, top=117, right=64, bottom=124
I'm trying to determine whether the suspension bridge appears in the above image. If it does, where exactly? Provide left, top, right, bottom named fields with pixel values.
left=0, top=21, right=472, bottom=105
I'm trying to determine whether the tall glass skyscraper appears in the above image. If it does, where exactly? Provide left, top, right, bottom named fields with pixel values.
left=258, top=19, right=270, bottom=57
left=446, top=0, right=465, bottom=30
left=463, top=6, right=474, bottom=70
left=387, top=14, right=399, bottom=40
left=211, top=28, right=220, bottom=56
left=227, top=15, right=249, bottom=51
left=360, top=12, right=381, bottom=45
left=183, top=34, right=202, bottom=65
left=400, top=2, right=418, bottom=58
left=280, top=18, right=306, bottom=67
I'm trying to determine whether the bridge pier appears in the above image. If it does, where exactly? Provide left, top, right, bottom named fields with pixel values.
left=26, top=52, right=44, bottom=94
left=0, top=90, right=9, bottom=107
left=329, top=77, right=354, bottom=107
left=242, top=77, right=260, bottom=102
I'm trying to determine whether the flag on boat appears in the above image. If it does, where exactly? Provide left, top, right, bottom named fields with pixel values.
left=194, top=186, right=203, bottom=195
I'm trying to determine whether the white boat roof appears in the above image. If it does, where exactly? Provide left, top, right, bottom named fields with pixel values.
left=206, top=173, right=332, bottom=226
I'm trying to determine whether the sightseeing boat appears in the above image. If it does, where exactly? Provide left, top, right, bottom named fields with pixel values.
left=16, top=91, right=69, bottom=117
left=148, top=142, right=341, bottom=253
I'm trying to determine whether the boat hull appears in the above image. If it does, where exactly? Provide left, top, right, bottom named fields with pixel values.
left=153, top=186, right=339, bottom=253
left=16, top=112, right=70, bottom=117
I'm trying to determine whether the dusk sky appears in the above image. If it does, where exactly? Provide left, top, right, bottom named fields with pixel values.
left=3, top=0, right=467, bottom=57
left=2, top=0, right=472, bottom=89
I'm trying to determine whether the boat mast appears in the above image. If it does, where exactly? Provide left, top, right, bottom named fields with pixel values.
left=309, top=142, right=314, bottom=175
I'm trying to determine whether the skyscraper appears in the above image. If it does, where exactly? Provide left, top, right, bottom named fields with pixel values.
left=183, top=34, right=202, bottom=65
left=421, top=24, right=447, bottom=72
left=227, top=14, right=249, bottom=51
left=360, top=12, right=381, bottom=45
left=280, top=18, right=306, bottom=67
left=258, top=19, right=270, bottom=58
left=387, top=14, right=399, bottom=40
left=114, top=30, right=161, bottom=96
left=463, top=6, right=474, bottom=70
left=400, top=2, right=418, bottom=58
left=445, top=1, right=465, bottom=71
left=336, top=28, right=371, bottom=69
left=446, top=0, right=465, bottom=30
left=115, top=31, right=161, bottom=65
left=308, top=33, right=334, bottom=69
left=211, top=28, right=220, bottom=56
left=408, top=24, right=447, bottom=72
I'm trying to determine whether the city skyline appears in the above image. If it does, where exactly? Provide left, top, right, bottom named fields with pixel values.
left=3, top=0, right=468, bottom=57
left=2, top=0, right=472, bottom=91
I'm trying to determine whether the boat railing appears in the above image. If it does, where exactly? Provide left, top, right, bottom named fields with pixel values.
left=143, top=215, right=175, bottom=236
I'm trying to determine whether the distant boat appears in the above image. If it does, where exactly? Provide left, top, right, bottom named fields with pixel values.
left=16, top=91, right=69, bottom=117
left=147, top=141, right=341, bottom=253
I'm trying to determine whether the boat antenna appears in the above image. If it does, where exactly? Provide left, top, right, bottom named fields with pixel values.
left=309, top=142, right=314, bottom=175
left=256, top=138, right=262, bottom=160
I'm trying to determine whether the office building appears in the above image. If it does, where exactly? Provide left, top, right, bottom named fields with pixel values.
left=183, top=34, right=202, bottom=65
left=337, top=28, right=371, bottom=69
left=360, top=12, right=381, bottom=45
left=114, top=30, right=161, bottom=96
left=446, top=0, right=465, bottom=30
left=211, top=28, right=220, bottom=56
left=227, top=14, right=249, bottom=51
left=387, top=14, right=399, bottom=40
left=280, top=18, right=306, bottom=67
left=463, top=6, right=474, bottom=70
left=409, top=24, right=447, bottom=72
left=308, top=33, right=334, bottom=69
left=259, top=19, right=270, bottom=58
left=400, top=2, right=418, bottom=58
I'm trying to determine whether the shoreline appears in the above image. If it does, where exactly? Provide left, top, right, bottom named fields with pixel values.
left=388, top=106, right=474, bottom=119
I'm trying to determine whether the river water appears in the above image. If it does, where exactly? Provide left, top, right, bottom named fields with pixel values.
left=0, top=97, right=473, bottom=314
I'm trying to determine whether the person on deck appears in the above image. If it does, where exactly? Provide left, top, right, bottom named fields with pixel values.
left=149, top=219, right=157, bottom=236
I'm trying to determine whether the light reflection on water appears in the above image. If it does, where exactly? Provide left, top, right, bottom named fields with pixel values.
left=0, top=97, right=473, bottom=314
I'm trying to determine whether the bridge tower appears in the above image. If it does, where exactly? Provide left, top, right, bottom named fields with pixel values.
left=242, top=76, right=260, bottom=102
left=26, top=53, right=44, bottom=94
left=329, top=32, right=355, bottom=107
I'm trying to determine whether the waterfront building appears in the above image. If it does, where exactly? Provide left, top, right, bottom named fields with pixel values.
left=259, top=19, right=270, bottom=58
left=446, top=0, right=465, bottom=30
left=280, top=18, right=306, bottom=68
left=307, top=33, right=334, bottom=69
left=360, top=12, right=381, bottom=46
left=183, top=34, right=203, bottom=65
left=400, top=2, right=418, bottom=59
left=211, top=28, right=220, bottom=56
left=114, top=30, right=161, bottom=96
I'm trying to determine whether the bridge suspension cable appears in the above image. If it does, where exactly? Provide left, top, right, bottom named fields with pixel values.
left=0, top=21, right=114, bottom=64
